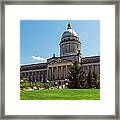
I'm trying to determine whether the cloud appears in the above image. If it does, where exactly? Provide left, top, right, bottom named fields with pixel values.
left=32, top=56, right=47, bottom=62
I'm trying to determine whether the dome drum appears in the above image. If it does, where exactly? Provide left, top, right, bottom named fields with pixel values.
left=60, top=42, right=81, bottom=57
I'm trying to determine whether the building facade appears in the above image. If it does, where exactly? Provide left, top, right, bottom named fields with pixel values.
left=20, top=23, right=100, bottom=83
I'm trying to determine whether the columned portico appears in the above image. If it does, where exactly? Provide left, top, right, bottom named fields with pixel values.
left=47, top=60, right=72, bottom=81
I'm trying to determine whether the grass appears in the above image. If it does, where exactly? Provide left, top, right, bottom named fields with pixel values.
left=20, top=89, right=100, bottom=100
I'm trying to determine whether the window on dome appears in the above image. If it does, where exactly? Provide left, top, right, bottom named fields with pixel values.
left=71, top=44, right=76, bottom=52
left=64, top=44, right=69, bottom=53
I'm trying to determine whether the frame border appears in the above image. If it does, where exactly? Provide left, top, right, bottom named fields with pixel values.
left=0, top=0, right=119, bottom=119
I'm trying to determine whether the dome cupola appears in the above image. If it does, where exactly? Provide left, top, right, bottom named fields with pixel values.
left=62, top=23, right=79, bottom=39
left=60, top=23, right=81, bottom=57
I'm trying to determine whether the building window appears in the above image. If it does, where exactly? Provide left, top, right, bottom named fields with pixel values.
left=98, top=64, right=100, bottom=72
left=84, top=66, right=87, bottom=70
left=89, top=65, right=92, bottom=69
left=71, top=44, right=76, bottom=52
left=63, top=44, right=69, bottom=53
left=94, top=65, right=97, bottom=70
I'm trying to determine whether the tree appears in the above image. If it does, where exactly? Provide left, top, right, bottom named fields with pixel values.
left=68, top=61, right=85, bottom=89
left=86, top=70, right=93, bottom=89
left=96, top=80, right=100, bottom=89
left=79, top=70, right=85, bottom=88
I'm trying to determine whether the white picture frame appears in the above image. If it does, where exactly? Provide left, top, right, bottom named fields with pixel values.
left=0, top=0, right=119, bottom=119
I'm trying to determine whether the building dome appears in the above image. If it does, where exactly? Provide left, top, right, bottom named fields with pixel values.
left=60, top=23, right=81, bottom=57
left=62, top=23, right=79, bottom=38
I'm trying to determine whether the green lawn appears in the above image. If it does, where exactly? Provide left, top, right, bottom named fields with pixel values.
left=20, top=89, right=100, bottom=100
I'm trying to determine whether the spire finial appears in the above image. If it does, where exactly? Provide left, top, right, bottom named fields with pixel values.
left=67, top=23, right=72, bottom=29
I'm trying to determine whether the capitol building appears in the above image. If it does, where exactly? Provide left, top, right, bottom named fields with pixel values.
left=20, top=23, right=100, bottom=84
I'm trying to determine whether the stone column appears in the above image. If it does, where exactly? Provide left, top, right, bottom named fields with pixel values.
left=63, top=66, right=65, bottom=79
left=25, top=72, right=27, bottom=78
left=31, top=72, right=34, bottom=82
left=57, top=66, right=58, bottom=79
left=59, top=66, right=61, bottom=79
left=65, top=66, right=66, bottom=78
left=66, top=65, right=68, bottom=77
left=52, top=67, right=53, bottom=80
left=54, top=67, right=56, bottom=79
left=47, top=67, right=49, bottom=80
left=53, top=67, right=56, bottom=80
left=34, top=71, right=36, bottom=82
left=61, top=66, right=63, bottom=79
left=49, top=67, right=52, bottom=80
left=28, top=72, right=30, bottom=81
left=39, top=71, right=40, bottom=82
left=43, top=70, right=45, bottom=82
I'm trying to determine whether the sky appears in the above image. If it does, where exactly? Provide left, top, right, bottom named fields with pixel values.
left=20, top=20, right=100, bottom=65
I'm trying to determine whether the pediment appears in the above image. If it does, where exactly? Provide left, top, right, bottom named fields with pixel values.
left=48, top=58, right=71, bottom=65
